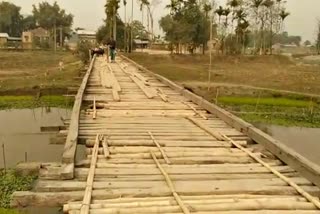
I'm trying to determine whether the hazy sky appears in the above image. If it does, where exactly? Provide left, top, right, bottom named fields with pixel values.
left=7, top=0, right=320, bottom=41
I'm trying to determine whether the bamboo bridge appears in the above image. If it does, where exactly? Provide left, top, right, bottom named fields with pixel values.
left=11, top=54, right=320, bottom=213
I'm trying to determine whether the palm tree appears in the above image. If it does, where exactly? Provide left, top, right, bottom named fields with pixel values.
left=228, top=0, right=240, bottom=36
left=166, top=0, right=179, bottom=15
left=279, top=9, right=290, bottom=32
left=251, top=0, right=263, bottom=53
left=215, top=6, right=224, bottom=25
left=262, top=0, right=275, bottom=54
left=203, top=3, right=212, bottom=54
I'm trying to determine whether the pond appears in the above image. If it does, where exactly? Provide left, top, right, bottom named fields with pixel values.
left=256, top=123, right=320, bottom=166
left=0, top=108, right=71, bottom=168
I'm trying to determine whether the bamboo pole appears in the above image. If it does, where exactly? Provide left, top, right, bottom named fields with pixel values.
left=184, top=102, right=207, bottom=120
left=148, top=132, right=171, bottom=164
left=186, top=117, right=224, bottom=140
left=93, top=96, right=96, bottom=119
left=150, top=152, right=190, bottom=214
left=222, top=134, right=320, bottom=210
left=80, top=134, right=100, bottom=214
left=157, top=88, right=169, bottom=102
left=102, top=136, right=110, bottom=158
left=2, top=143, right=6, bottom=174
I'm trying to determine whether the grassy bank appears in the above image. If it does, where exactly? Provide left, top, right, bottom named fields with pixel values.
left=127, top=53, right=320, bottom=95
left=217, top=96, right=320, bottom=127
left=0, top=95, right=73, bottom=110
left=0, top=51, right=82, bottom=94
left=0, top=170, right=36, bottom=209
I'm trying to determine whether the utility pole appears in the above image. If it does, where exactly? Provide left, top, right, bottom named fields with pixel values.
left=113, top=6, right=117, bottom=40
left=131, top=0, right=134, bottom=53
left=208, top=5, right=213, bottom=91
left=54, top=22, right=57, bottom=52
left=124, top=1, right=127, bottom=52
left=60, top=26, right=63, bottom=49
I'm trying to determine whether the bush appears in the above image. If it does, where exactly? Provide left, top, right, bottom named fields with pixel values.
left=77, top=40, right=93, bottom=63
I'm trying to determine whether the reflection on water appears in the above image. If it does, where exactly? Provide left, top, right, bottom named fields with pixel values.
left=0, top=108, right=71, bottom=168
left=256, top=123, right=320, bottom=166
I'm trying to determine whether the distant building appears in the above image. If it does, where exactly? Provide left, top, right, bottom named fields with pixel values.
left=66, top=32, right=79, bottom=50
left=0, top=33, right=9, bottom=47
left=22, top=27, right=50, bottom=49
left=76, top=30, right=96, bottom=44
left=134, top=39, right=149, bottom=49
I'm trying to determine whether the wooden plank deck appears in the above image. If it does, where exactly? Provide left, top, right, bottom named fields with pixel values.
left=11, top=55, right=320, bottom=213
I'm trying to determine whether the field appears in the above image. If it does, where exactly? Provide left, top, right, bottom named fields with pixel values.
left=0, top=51, right=82, bottom=95
left=127, top=53, right=320, bottom=127
left=127, top=53, right=320, bottom=95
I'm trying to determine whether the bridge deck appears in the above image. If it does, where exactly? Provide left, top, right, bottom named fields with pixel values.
left=12, top=56, right=320, bottom=213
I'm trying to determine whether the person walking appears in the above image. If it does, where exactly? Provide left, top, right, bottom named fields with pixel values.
left=108, top=37, right=116, bottom=63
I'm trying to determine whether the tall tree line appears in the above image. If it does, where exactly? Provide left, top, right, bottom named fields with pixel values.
left=159, top=0, right=292, bottom=55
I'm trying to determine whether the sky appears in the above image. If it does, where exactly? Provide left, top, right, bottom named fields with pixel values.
left=6, top=0, right=320, bottom=42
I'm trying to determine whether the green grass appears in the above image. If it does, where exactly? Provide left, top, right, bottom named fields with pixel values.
left=217, top=96, right=315, bottom=108
left=0, top=170, right=36, bottom=209
left=0, top=208, right=20, bottom=214
left=0, top=51, right=82, bottom=93
left=216, top=96, right=320, bottom=127
left=0, top=95, right=73, bottom=110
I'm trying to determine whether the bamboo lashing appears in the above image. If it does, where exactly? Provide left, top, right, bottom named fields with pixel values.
left=150, top=152, right=190, bottom=214
left=221, top=134, right=320, bottom=210
left=80, top=134, right=100, bottom=214
left=148, top=131, right=171, bottom=164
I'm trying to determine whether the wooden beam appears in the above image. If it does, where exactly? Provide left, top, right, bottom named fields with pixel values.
left=61, top=55, right=96, bottom=179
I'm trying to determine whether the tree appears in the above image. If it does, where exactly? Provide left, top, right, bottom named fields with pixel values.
left=161, top=0, right=210, bottom=54
left=96, top=16, right=126, bottom=48
left=22, top=15, right=36, bottom=31
left=304, top=40, right=311, bottom=46
left=105, top=0, right=120, bottom=39
left=131, top=20, right=148, bottom=39
left=32, top=2, right=73, bottom=46
left=0, top=2, right=23, bottom=36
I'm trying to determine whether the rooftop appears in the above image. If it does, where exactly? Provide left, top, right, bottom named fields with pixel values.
left=0, top=33, right=9, bottom=38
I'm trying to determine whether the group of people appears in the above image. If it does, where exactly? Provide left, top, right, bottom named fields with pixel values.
left=91, top=38, right=116, bottom=63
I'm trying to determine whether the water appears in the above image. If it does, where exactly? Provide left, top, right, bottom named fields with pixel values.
left=256, top=124, right=320, bottom=166
left=0, top=108, right=70, bottom=168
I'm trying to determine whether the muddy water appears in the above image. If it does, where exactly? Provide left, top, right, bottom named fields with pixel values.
left=256, top=124, right=320, bottom=166
left=0, top=108, right=70, bottom=168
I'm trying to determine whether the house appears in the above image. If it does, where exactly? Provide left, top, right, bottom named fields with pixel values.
left=76, top=30, right=96, bottom=44
left=134, top=39, right=149, bottom=49
left=22, top=27, right=50, bottom=49
left=0, top=33, right=9, bottom=47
